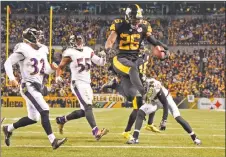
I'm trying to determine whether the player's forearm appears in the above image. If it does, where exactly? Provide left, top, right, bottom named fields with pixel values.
left=147, top=35, right=168, bottom=50
left=92, top=55, right=106, bottom=66
left=45, top=62, right=55, bottom=74
left=105, top=31, right=117, bottom=50
left=4, top=59, right=16, bottom=81
left=56, top=67, right=64, bottom=77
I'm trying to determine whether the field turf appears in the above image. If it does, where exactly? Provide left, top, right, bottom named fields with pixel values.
left=1, top=108, right=225, bottom=157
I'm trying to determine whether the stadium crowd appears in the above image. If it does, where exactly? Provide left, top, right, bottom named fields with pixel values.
left=1, top=14, right=225, bottom=98
left=1, top=45, right=225, bottom=98
left=1, top=16, right=225, bottom=46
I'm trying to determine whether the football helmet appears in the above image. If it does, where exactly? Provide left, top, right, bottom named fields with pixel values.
left=69, top=34, right=84, bottom=49
left=22, top=28, right=39, bottom=44
left=125, top=4, right=143, bottom=29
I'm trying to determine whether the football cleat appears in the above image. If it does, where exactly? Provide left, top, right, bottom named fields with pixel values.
left=194, top=138, right=201, bottom=145
left=93, top=127, right=109, bottom=141
left=144, top=124, right=161, bottom=133
left=3, top=126, right=13, bottom=146
left=52, top=138, right=67, bottom=150
left=126, top=137, right=139, bottom=144
left=56, top=117, right=66, bottom=134
left=122, top=131, right=133, bottom=140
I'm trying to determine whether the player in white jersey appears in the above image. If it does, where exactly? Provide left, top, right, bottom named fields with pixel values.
left=127, top=78, right=201, bottom=145
left=55, top=34, right=109, bottom=140
left=3, top=28, right=67, bottom=149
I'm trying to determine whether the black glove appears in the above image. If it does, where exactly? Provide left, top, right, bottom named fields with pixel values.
left=160, top=50, right=170, bottom=61
left=159, top=120, right=167, bottom=131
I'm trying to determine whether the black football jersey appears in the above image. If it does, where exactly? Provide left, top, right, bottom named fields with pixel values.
left=110, top=18, right=152, bottom=60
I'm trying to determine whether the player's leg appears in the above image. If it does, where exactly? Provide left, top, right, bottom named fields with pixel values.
left=72, top=81, right=109, bottom=140
left=2, top=85, right=39, bottom=146
left=113, top=56, right=145, bottom=96
left=167, top=95, right=201, bottom=145
left=120, top=77, right=142, bottom=139
left=122, top=96, right=142, bottom=139
left=144, top=111, right=161, bottom=133
left=127, top=104, right=158, bottom=144
left=56, top=109, right=85, bottom=134
left=24, top=83, right=67, bottom=149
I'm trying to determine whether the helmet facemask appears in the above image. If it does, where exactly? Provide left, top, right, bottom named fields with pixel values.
left=125, top=5, right=143, bottom=30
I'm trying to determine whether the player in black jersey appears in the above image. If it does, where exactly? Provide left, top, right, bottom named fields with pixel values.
left=105, top=4, right=169, bottom=137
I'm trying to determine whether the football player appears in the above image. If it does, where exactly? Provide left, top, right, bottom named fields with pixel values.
left=3, top=28, right=67, bottom=149
left=127, top=78, right=202, bottom=145
left=105, top=4, right=169, bottom=139
left=55, top=34, right=109, bottom=140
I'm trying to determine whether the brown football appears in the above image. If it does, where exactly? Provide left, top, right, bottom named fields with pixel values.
left=152, top=46, right=165, bottom=59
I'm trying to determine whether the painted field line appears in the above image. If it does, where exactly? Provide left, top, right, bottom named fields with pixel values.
left=2, top=131, right=224, bottom=137
left=1, top=145, right=225, bottom=149
left=1, top=124, right=225, bottom=130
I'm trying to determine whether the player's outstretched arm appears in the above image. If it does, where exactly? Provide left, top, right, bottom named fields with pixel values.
left=4, top=52, right=24, bottom=87
left=55, top=57, right=71, bottom=83
left=105, top=31, right=117, bottom=53
left=91, top=51, right=106, bottom=66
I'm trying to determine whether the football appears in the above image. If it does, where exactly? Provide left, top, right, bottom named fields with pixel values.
left=152, top=46, right=165, bottom=59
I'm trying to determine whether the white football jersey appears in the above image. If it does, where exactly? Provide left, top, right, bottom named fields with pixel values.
left=145, top=78, right=169, bottom=103
left=63, top=46, right=106, bottom=84
left=4, top=42, right=53, bottom=84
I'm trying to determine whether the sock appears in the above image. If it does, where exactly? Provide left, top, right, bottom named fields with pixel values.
left=125, top=109, right=138, bottom=132
left=148, top=112, right=156, bottom=125
left=189, top=132, right=197, bottom=141
left=85, top=105, right=97, bottom=129
left=7, top=124, right=15, bottom=132
left=175, top=116, right=196, bottom=139
left=66, top=109, right=85, bottom=121
left=40, top=110, right=53, bottom=135
left=48, top=133, right=56, bottom=144
left=11, top=116, right=37, bottom=131
left=133, top=110, right=146, bottom=139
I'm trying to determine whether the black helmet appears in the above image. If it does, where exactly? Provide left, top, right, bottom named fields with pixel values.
left=125, top=4, right=143, bottom=29
left=22, top=28, right=38, bottom=44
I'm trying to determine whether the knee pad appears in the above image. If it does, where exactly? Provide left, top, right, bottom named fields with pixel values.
left=84, top=104, right=92, bottom=111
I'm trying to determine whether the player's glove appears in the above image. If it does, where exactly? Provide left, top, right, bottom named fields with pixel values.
left=98, top=50, right=106, bottom=58
left=159, top=120, right=167, bottom=131
left=50, top=62, right=58, bottom=71
left=55, top=76, right=63, bottom=83
left=160, top=50, right=170, bottom=61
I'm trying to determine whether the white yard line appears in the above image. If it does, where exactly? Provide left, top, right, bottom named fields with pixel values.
left=1, top=145, right=225, bottom=149
left=1, top=131, right=224, bottom=137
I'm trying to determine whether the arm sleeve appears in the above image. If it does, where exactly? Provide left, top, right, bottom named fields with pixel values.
left=91, top=52, right=106, bottom=66
left=43, top=54, right=55, bottom=74
left=4, top=52, right=24, bottom=81
left=157, top=88, right=168, bottom=121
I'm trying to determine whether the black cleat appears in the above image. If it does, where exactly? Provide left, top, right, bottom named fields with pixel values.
left=3, top=126, right=12, bottom=146
left=52, top=138, right=67, bottom=150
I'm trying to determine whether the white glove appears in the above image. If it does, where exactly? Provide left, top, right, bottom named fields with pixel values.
left=98, top=50, right=106, bottom=58
left=55, top=76, right=63, bottom=83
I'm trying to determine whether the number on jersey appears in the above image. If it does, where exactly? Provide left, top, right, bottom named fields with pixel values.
left=77, top=58, right=91, bottom=73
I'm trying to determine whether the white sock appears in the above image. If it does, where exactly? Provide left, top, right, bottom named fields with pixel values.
left=189, top=131, right=194, bottom=135
left=92, top=126, right=97, bottom=130
left=64, top=116, right=68, bottom=122
left=7, top=124, right=15, bottom=132
left=48, top=133, right=56, bottom=144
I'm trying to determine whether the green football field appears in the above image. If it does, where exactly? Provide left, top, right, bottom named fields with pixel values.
left=1, top=108, right=225, bottom=157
